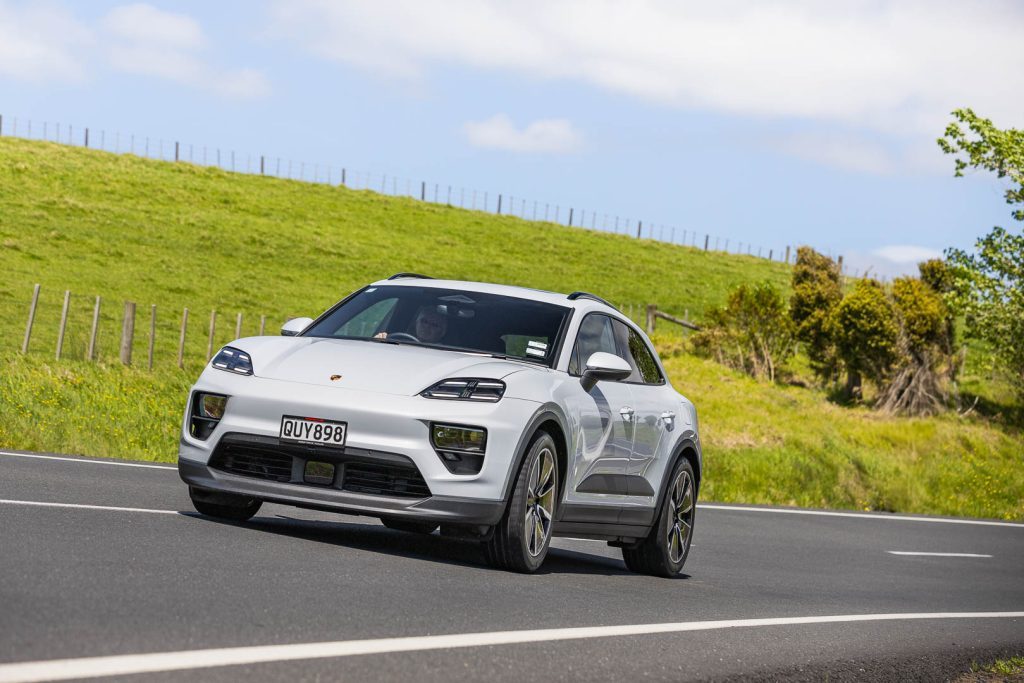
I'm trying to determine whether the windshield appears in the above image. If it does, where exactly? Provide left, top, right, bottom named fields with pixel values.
left=304, top=285, right=571, bottom=366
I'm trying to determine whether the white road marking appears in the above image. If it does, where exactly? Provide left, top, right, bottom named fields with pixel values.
left=888, top=551, right=993, bottom=558
left=0, top=499, right=179, bottom=515
left=0, top=612, right=1021, bottom=683
left=2, top=451, right=1021, bottom=529
left=699, top=504, right=1024, bottom=528
left=0, top=451, right=176, bottom=470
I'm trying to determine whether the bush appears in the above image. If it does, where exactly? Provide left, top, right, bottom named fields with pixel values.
left=877, top=277, right=952, bottom=415
left=693, top=281, right=795, bottom=382
left=790, top=247, right=842, bottom=381
left=830, top=280, right=898, bottom=397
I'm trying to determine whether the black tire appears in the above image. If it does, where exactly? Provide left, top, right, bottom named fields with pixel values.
left=484, top=431, right=559, bottom=573
left=622, top=458, right=696, bottom=577
left=380, top=517, right=439, bottom=535
left=188, top=486, right=262, bottom=522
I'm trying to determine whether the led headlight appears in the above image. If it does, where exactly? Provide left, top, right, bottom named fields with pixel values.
left=430, top=423, right=487, bottom=475
left=421, top=378, right=505, bottom=402
left=211, top=346, right=253, bottom=375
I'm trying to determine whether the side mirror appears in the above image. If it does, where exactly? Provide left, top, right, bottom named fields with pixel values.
left=580, top=352, right=632, bottom=391
left=281, top=317, right=314, bottom=337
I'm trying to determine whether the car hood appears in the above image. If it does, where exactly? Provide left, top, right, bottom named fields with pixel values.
left=229, top=336, right=535, bottom=396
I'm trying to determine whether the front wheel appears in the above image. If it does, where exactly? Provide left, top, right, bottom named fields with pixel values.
left=484, top=431, right=558, bottom=573
left=189, top=486, right=262, bottom=522
left=622, top=458, right=696, bottom=577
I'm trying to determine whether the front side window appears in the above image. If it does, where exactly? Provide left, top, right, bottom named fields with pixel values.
left=569, top=314, right=618, bottom=375
left=304, top=286, right=570, bottom=367
left=569, top=314, right=664, bottom=384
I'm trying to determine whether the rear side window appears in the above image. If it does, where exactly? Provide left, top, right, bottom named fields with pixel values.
left=622, top=324, right=664, bottom=384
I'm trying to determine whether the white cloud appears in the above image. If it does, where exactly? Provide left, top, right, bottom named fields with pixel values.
left=0, top=2, right=268, bottom=99
left=99, top=3, right=270, bottom=99
left=267, top=0, right=1024, bottom=134
left=768, top=132, right=952, bottom=175
left=101, top=3, right=203, bottom=50
left=464, top=114, right=583, bottom=154
left=0, top=2, right=92, bottom=82
left=842, top=245, right=943, bottom=279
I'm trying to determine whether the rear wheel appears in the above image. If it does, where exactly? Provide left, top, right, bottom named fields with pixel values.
left=188, top=486, right=262, bottom=522
left=622, top=458, right=695, bottom=577
left=484, top=431, right=558, bottom=573
left=380, top=517, right=439, bottom=535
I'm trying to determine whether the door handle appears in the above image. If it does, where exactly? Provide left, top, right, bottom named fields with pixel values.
left=660, top=411, right=675, bottom=424
left=619, top=406, right=635, bottom=421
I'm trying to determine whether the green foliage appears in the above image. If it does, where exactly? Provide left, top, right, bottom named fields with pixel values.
left=890, top=277, right=948, bottom=352
left=790, top=247, right=842, bottom=381
left=947, top=226, right=1024, bottom=396
left=830, top=280, right=898, bottom=391
left=938, top=108, right=1024, bottom=221
left=918, top=258, right=954, bottom=296
left=939, top=108, right=1024, bottom=397
left=692, top=281, right=795, bottom=382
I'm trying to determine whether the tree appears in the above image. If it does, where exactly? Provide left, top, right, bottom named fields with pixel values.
left=830, top=280, right=898, bottom=398
left=693, top=281, right=796, bottom=382
left=790, top=247, right=842, bottom=381
left=876, top=277, right=952, bottom=415
left=939, top=109, right=1024, bottom=397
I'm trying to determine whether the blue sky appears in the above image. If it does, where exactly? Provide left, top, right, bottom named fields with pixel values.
left=2, top=0, right=1022, bottom=277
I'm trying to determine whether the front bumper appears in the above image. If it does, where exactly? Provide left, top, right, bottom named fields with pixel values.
left=179, top=370, right=543, bottom=523
left=179, top=457, right=506, bottom=525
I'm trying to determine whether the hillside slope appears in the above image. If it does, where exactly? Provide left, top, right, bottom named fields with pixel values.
left=0, top=138, right=787, bottom=366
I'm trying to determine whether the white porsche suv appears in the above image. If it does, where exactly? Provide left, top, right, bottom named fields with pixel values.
left=178, top=274, right=701, bottom=576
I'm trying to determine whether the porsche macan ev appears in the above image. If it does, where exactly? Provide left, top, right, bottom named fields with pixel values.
left=178, top=274, right=701, bottom=576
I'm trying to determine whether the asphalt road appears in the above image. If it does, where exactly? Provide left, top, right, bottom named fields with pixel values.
left=1, top=449, right=1022, bottom=682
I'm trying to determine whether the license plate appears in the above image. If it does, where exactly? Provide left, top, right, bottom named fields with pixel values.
left=279, top=416, right=346, bottom=448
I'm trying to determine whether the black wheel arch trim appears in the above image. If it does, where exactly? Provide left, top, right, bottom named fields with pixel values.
left=652, top=434, right=702, bottom=518
left=498, top=404, right=571, bottom=505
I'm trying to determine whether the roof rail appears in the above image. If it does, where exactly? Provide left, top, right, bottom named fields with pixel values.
left=567, top=291, right=619, bottom=311
left=387, top=272, right=434, bottom=281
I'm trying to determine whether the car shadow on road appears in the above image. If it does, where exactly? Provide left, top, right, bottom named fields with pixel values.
left=186, top=512, right=665, bottom=577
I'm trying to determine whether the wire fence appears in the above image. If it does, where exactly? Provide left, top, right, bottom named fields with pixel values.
left=0, top=113, right=844, bottom=268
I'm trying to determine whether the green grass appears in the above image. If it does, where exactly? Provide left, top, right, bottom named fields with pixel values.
left=1, top=137, right=1022, bottom=519
left=971, top=655, right=1024, bottom=677
left=0, top=137, right=787, bottom=372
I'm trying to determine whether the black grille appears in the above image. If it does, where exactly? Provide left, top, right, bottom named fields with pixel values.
left=211, top=444, right=292, bottom=482
left=342, top=462, right=431, bottom=498
left=208, top=434, right=431, bottom=498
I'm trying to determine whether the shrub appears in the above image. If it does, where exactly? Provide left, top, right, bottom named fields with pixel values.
left=693, top=281, right=795, bottom=382
left=790, top=247, right=842, bottom=381
left=829, top=280, right=898, bottom=398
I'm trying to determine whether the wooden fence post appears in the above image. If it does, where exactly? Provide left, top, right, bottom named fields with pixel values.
left=636, top=220, right=642, bottom=239
left=148, top=304, right=156, bottom=370
left=207, top=310, right=217, bottom=360
left=177, top=307, right=189, bottom=369
left=785, top=245, right=791, bottom=264
left=235, top=313, right=243, bottom=340
left=120, top=301, right=136, bottom=365
left=88, top=296, right=101, bottom=361
left=704, top=234, right=709, bottom=251
left=769, top=249, right=773, bottom=261
left=22, top=284, right=41, bottom=354
left=259, top=315, right=266, bottom=336
left=56, top=290, right=71, bottom=360
left=646, top=304, right=656, bottom=334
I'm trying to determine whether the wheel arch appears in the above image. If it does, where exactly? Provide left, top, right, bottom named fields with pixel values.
left=653, top=436, right=702, bottom=516
left=499, top=405, right=571, bottom=506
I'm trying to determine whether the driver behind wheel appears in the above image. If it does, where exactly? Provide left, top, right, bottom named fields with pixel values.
left=375, top=305, right=448, bottom=344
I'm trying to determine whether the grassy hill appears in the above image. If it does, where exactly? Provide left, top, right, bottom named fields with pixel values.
left=1, top=138, right=1021, bottom=520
